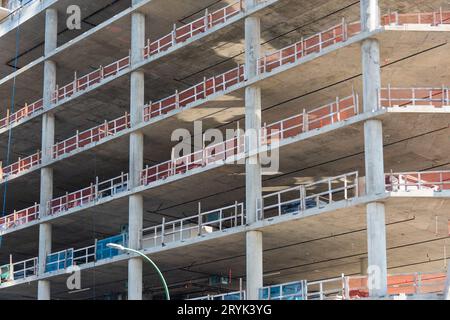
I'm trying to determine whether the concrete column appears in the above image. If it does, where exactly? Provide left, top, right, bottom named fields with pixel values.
left=38, top=8, right=57, bottom=301
left=128, top=10, right=145, bottom=301
left=360, top=0, right=387, bottom=298
left=246, top=231, right=263, bottom=300
left=244, top=0, right=263, bottom=300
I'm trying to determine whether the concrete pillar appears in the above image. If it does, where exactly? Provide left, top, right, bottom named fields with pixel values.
left=38, top=8, right=57, bottom=301
left=246, top=231, right=263, bottom=300
left=127, top=9, right=145, bottom=301
left=244, top=0, right=263, bottom=300
left=360, top=0, right=387, bottom=298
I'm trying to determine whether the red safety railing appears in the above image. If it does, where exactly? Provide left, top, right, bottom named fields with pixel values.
left=380, top=86, right=450, bottom=108
left=258, top=20, right=361, bottom=74
left=346, top=272, right=447, bottom=298
left=53, top=113, right=130, bottom=158
left=259, top=10, right=450, bottom=74
left=144, top=1, right=243, bottom=58
left=385, top=171, right=450, bottom=192
left=0, top=203, right=39, bottom=232
left=53, top=56, right=131, bottom=103
left=263, top=94, right=358, bottom=144
left=141, top=135, right=244, bottom=186
left=1, top=151, right=41, bottom=180
left=48, top=173, right=129, bottom=215
left=383, top=9, right=450, bottom=26
left=0, top=99, right=43, bottom=131
left=143, top=64, right=245, bottom=121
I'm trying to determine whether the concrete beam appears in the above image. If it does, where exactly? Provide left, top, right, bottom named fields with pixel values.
left=38, top=7, right=57, bottom=301
left=128, top=8, right=145, bottom=301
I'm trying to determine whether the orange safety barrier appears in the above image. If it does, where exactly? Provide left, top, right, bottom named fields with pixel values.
left=380, top=86, right=450, bottom=108
left=263, top=95, right=358, bottom=145
left=54, top=56, right=131, bottom=103
left=48, top=173, right=128, bottom=215
left=141, top=135, right=243, bottom=186
left=143, top=64, right=245, bottom=121
left=383, top=9, right=450, bottom=26
left=386, top=171, right=450, bottom=191
left=258, top=10, right=450, bottom=74
left=346, top=273, right=447, bottom=298
left=49, top=185, right=96, bottom=215
left=0, top=99, right=43, bottom=131
left=1, top=151, right=41, bottom=180
left=0, top=203, right=39, bottom=231
left=144, top=1, right=243, bottom=57
left=53, top=113, right=130, bottom=158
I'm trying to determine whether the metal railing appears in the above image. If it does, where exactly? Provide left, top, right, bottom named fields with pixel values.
left=260, top=281, right=308, bottom=300
left=143, top=64, right=245, bottom=121
left=0, top=257, right=38, bottom=284
left=190, top=290, right=246, bottom=301
left=0, top=203, right=39, bottom=232
left=53, top=113, right=130, bottom=158
left=0, top=99, right=43, bottom=131
left=345, top=272, right=447, bottom=298
left=54, top=56, right=130, bottom=103
left=262, top=94, right=358, bottom=145
left=258, top=10, right=450, bottom=75
left=383, top=9, right=450, bottom=26
left=385, top=171, right=450, bottom=192
left=1, top=151, right=41, bottom=180
left=380, top=86, right=450, bottom=108
left=141, top=135, right=244, bottom=186
left=307, top=276, right=345, bottom=300
left=258, top=19, right=361, bottom=74
left=144, top=1, right=243, bottom=57
left=48, top=172, right=129, bottom=215
left=257, top=172, right=359, bottom=220
left=142, top=202, right=244, bottom=247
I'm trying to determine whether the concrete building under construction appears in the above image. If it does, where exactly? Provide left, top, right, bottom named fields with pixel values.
left=0, top=0, right=449, bottom=300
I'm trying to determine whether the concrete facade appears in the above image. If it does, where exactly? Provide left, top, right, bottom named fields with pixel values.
left=0, top=0, right=449, bottom=300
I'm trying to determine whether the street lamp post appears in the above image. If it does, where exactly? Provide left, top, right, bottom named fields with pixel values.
left=107, top=243, right=170, bottom=300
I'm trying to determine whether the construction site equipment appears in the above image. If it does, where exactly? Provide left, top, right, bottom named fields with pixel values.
left=259, top=281, right=308, bottom=300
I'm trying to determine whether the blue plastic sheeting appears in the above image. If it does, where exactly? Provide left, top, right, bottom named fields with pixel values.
left=0, top=265, right=10, bottom=283
left=45, top=250, right=73, bottom=273
left=96, top=234, right=127, bottom=261
left=219, top=293, right=243, bottom=300
left=259, top=281, right=307, bottom=300
left=281, top=198, right=327, bottom=215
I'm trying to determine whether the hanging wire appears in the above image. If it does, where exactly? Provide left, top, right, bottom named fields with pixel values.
left=1, top=2, right=23, bottom=248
